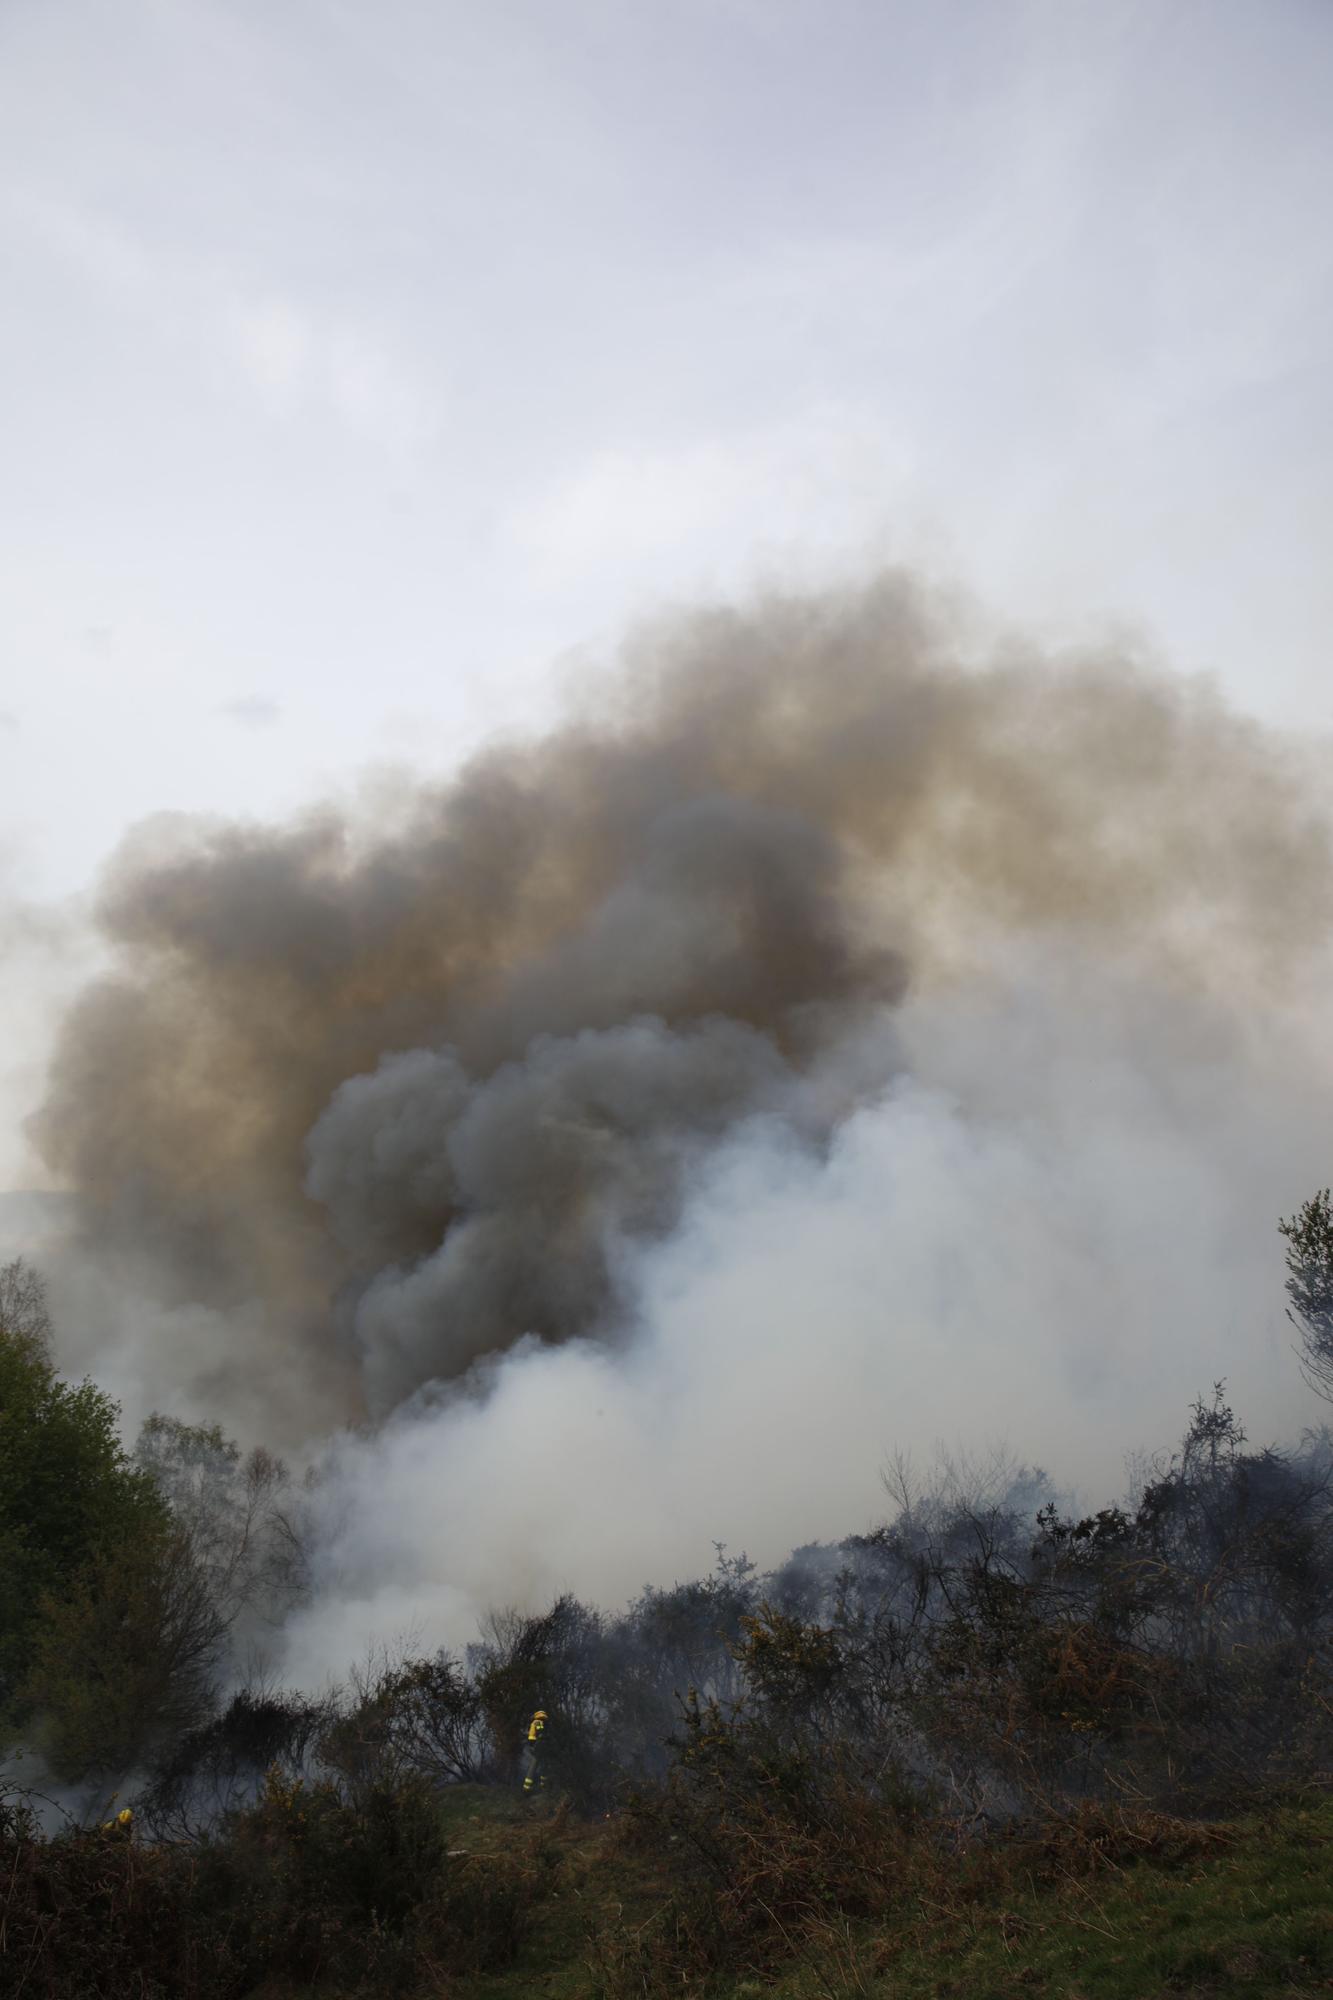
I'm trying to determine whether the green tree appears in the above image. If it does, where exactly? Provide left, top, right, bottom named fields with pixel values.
left=22, top=1526, right=226, bottom=1779
left=0, top=1258, right=167, bottom=1718
left=1279, top=1189, right=1333, bottom=1401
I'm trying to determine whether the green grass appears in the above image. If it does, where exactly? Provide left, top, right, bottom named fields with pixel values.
left=424, top=1787, right=666, bottom=2000
left=426, top=1800, right=1328, bottom=2000
left=251, top=1792, right=1333, bottom=1999
left=729, top=1798, right=1333, bottom=2000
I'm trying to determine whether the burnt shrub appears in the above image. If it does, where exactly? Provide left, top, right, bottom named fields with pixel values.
left=0, top=1788, right=221, bottom=1999
left=136, top=1685, right=333, bottom=1839
left=194, top=1766, right=535, bottom=1987
left=0, top=1771, right=537, bottom=1997
left=320, top=1649, right=491, bottom=1797
left=603, top=1690, right=922, bottom=1987
left=472, top=1594, right=627, bottom=1808
left=207, top=1766, right=448, bottom=1970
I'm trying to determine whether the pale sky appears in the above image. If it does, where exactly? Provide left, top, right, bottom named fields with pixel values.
left=2, top=0, right=1332, bottom=1179
left=5, top=0, right=1333, bottom=891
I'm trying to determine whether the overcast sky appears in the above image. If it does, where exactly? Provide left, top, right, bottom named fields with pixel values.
left=2, top=0, right=1332, bottom=1179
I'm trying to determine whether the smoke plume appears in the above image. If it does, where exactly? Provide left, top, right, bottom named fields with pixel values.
left=25, top=572, right=1333, bottom=1660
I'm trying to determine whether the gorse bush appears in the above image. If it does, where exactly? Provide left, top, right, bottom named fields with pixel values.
left=0, top=1787, right=220, bottom=2000
left=207, top=1767, right=451, bottom=1978
left=606, top=1689, right=918, bottom=1985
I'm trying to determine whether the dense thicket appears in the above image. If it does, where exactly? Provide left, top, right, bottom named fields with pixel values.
left=3, top=1221, right=1333, bottom=1994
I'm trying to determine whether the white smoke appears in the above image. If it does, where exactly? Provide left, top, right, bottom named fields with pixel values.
left=275, top=936, right=1333, bottom=1686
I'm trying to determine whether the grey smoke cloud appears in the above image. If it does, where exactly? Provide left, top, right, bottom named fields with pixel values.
left=311, top=1017, right=806, bottom=1412
left=24, top=574, right=1333, bottom=1640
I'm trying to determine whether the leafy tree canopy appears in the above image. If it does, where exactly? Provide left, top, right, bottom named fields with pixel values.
left=0, top=1258, right=167, bottom=1716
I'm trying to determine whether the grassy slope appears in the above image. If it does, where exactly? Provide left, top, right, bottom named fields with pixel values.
left=265, top=1791, right=1333, bottom=2000
left=766, top=1799, right=1333, bottom=2000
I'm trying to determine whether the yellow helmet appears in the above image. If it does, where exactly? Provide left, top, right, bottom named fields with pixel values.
left=533, top=1709, right=548, bottom=1720
left=118, top=1809, right=133, bottom=1826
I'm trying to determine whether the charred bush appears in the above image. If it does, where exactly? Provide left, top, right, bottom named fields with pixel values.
left=0, top=1770, right=537, bottom=1996
left=320, top=1647, right=490, bottom=1795
left=136, top=1686, right=333, bottom=1839
left=195, top=1768, right=540, bottom=1987
left=470, top=1593, right=629, bottom=1806
left=199, top=1767, right=448, bottom=1980
left=0, top=1790, right=223, bottom=1999
left=606, top=1689, right=923, bottom=1986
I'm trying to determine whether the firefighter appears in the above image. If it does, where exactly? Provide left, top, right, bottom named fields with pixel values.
left=101, top=1807, right=134, bottom=1839
left=522, top=1708, right=548, bottom=1794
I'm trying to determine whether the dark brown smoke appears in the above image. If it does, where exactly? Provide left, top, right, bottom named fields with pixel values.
left=30, top=574, right=1333, bottom=1426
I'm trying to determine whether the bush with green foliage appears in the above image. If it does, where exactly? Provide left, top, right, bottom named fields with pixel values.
left=22, top=1523, right=228, bottom=1780
left=0, top=1259, right=171, bottom=1762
